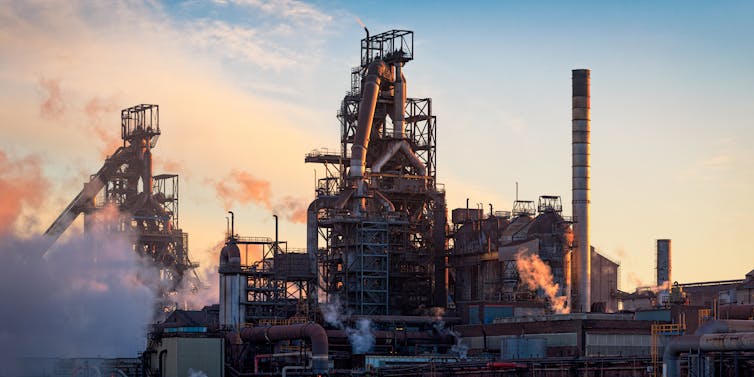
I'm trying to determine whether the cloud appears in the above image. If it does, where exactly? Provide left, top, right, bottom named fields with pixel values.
left=0, top=0, right=335, bottom=252
left=38, top=77, right=65, bottom=119
left=189, top=20, right=301, bottom=71
left=231, top=0, right=333, bottom=30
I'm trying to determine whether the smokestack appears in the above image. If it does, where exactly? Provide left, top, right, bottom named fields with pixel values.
left=572, top=69, right=591, bottom=312
left=657, top=239, right=672, bottom=286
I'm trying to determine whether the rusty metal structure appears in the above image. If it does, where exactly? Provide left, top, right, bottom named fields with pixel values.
left=305, top=30, right=447, bottom=316
left=42, top=104, right=198, bottom=303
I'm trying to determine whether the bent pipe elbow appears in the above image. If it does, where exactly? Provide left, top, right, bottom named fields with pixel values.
left=350, top=60, right=390, bottom=180
left=240, top=323, right=329, bottom=374
left=662, top=335, right=700, bottom=377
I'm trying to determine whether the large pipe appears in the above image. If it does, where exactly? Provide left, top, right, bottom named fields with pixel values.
left=657, top=239, right=671, bottom=286
left=350, top=60, right=390, bottom=214
left=393, top=68, right=406, bottom=138
left=240, top=323, right=329, bottom=373
left=663, top=320, right=754, bottom=377
left=572, top=69, right=591, bottom=312
left=350, top=60, right=390, bottom=180
left=372, top=140, right=427, bottom=176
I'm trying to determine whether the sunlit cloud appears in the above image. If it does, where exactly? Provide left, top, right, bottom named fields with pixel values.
left=676, top=138, right=738, bottom=181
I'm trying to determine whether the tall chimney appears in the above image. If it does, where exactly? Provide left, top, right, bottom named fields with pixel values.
left=572, top=69, right=591, bottom=312
left=657, top=239, right=672, bottom=287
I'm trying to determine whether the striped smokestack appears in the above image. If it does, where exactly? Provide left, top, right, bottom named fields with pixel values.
left=572, top=69, right=591, bottom=312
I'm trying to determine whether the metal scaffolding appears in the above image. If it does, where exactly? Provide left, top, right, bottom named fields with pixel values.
left=43, top=104, right=198, bottom=309
left=307, top=30, right=447, bottom=316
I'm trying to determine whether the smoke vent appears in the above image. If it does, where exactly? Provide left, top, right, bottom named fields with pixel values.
left=572, top=69, right=591, bottom=312
left=657, top=239, right=672, bottom=286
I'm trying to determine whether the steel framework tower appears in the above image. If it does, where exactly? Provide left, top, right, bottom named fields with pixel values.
left=43, top=104, right=198, bottom=306
left=306, top=30, right=448, bottom=316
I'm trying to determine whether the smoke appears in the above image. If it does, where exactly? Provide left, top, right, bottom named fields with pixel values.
left=38, top=77, right=65, bottom=119
left=0, top=150, right=49, bottom=236
left=629, top=275, right=671, bottom=294
left=0, top=205, right=156, bottom=374
left=355, top=16, right=366, bottom=29
left=515, top=250, right=570, bottom=314
left=321, top=296, right=375, bottom=354
left=212, top=169, right=307, bottom=224
left=156, top=157, right=188, bottom=177
left=275, top=195, right=307, bottom=224
left=214, top=170, right=272, bottom=209
left=85, top=96, right=123, bottom=157
left=171, top=239, right=226, bottom=310
left=430, top=307, right=468, bottom=359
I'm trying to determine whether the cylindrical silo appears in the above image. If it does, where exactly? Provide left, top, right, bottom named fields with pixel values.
left=572, top=69, right=591, bottom=312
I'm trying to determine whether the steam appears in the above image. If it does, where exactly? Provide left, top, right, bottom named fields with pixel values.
left=38, top=77, right=65, bottom=119
left=321, top=296, right=375, bottom=354
left=171, top=239, right=226, bottom=310
left=0, top=150, right=49, bottom=235
left=348, top=319, right=375, bottom=354
left=515, top=250, right=570, bottom=314
left=430, top=307, right=468, bottom=359
left=84, top=96, right=122, bottom=157
left=212, top=169, right=307, bottom=224
left=0, top=205, right=155, bottom=374
left=188, top=369, right=208, bottom=377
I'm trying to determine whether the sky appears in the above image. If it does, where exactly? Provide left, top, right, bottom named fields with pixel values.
left=1, top=0, right=753, bottom=293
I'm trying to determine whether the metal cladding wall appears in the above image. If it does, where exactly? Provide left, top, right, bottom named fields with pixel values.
left=657, top=239, right=672, bottom=286
left=153, top=337, right=225, bottom=377
left=572, top=69, right=591, bottom=313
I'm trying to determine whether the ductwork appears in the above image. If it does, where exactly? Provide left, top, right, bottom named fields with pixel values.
left=240, top=323, right=329, bottom=374
left=350, top=60, right=390, bottom=180
left=572, top=69, right=591, bottom=312
left=393, top=68, right=406, bottom=138
left=373, top=68, right=427, bottom=176
left=349, top=59, right=427, bottom=215
left=663, top=320, right=754, bottom=377
left=371, top=140, right=427, bottom=176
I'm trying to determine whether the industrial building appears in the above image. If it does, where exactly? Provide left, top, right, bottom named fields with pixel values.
left=32, top=29, right=753, bottom=377
left=40, top=104, right=199, bottom=312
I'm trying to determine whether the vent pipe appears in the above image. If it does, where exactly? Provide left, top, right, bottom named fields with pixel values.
left=572, top=69, right=591, bottom=312
left=657, top=239, right=671, bottom=286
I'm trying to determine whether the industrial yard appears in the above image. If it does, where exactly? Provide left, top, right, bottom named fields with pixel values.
left=1, top=2, right=753, bottom=377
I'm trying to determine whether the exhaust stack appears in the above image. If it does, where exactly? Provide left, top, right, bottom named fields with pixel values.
left=572, top=69, right=591, bottom=312
left=657, top=239, right=672, bottom=286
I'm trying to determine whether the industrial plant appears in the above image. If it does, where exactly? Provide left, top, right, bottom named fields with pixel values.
left=22, top=30, right=754, bottom=377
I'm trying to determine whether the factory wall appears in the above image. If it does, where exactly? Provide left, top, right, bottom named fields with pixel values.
left=457, top=314, right=654, bottom=357
left=590, top=247, right=619, bottom=312
left=151, top=337, right=224, bottom=377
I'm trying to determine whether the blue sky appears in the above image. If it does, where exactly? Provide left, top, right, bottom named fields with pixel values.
left=1, top=0, right=752, bottom=292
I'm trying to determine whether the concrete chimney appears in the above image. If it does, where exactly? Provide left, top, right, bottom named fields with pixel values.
left=657, top=239, right=672, bottom=286
left=572, top=69, right=591, bottom=312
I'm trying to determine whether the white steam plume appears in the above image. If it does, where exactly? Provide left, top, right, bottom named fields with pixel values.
left=0, top=204, right=156, bottom=375
left=430, top=307, right=468, bottom=360
left=321, top=296, right=375, bottom=354
left=515, top=249, right=570, bottom=314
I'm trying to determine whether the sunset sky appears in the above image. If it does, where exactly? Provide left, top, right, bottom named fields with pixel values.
left=1, top=0, right=752, bottom=292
